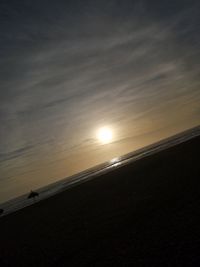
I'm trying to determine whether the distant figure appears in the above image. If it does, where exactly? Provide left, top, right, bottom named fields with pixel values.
left=27, top=190, right=39, bottom=201
left=0, top=208, right=4, bottom=215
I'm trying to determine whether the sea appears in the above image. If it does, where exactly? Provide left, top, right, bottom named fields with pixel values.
left=0, top=125, right=200, bottom=217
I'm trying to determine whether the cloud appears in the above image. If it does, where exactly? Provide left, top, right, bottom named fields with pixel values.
left=0, top=145, right=34, bottom=163
left=0, top=0, right=200, bottom=202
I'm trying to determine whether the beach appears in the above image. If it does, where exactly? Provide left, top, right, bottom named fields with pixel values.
left=0, top=134, right=200, bottom=266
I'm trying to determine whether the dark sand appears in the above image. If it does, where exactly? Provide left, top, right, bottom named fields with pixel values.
left=0, top=135, right=200, bottom=266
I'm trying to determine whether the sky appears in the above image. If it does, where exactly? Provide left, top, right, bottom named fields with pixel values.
left=0, top=0, right=200, bottom=203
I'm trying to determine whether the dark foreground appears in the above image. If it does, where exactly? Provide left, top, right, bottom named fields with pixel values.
left=0, top=135, right=200, bottom=267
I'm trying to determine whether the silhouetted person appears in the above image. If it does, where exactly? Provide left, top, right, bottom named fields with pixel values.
left=27, top=190, right=39, bottom=201
left=0, top=208, right=4, bottom=215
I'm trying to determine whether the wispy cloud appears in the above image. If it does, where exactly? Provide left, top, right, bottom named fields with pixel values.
left=0, top=0, right=200, bottom=202
left=0, top=145, right=34, bottom=163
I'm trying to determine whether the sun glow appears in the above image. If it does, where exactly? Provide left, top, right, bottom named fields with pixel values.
left=97, top=127, right=113, bottom=144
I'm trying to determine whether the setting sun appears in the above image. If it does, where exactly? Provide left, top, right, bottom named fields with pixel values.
left=97, top=127, right=113, bottom=144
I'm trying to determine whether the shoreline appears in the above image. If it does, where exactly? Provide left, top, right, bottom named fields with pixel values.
left=1, top=125, right=200, bottom=218
left=0, top=128, right=200, bottom=266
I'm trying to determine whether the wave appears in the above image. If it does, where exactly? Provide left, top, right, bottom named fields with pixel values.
left=1, top=125, right=200, bottom=217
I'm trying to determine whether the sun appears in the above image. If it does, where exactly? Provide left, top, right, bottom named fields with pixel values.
left=97, top=127, right=113, bottom=144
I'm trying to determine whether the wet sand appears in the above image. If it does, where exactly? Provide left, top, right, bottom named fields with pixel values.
left=0, top=134, right=200, bottom=266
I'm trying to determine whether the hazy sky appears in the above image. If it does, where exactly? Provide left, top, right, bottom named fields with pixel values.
left=0, top=0, right=200, bottom=203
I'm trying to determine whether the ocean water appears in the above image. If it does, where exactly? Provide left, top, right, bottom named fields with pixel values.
left=0, top=125, right=200, bottom=217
